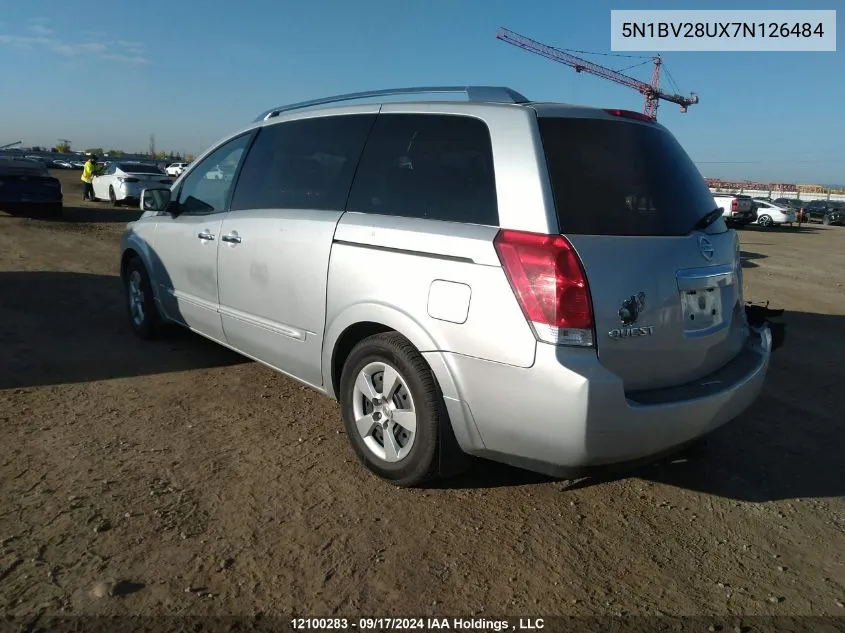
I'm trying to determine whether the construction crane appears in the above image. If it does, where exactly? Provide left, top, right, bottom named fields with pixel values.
left=496, top=27, right=699, bottom=120
left=0, top=141, right=22, bottom=150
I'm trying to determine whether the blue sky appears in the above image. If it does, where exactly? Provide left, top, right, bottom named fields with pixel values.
left=0, top=0, right=842, bottom=183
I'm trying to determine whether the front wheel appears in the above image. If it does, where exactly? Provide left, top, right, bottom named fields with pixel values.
left=109, top=186, right=118, bottom=206
left=339, top=332, right=445, bottom=487
left=757, top=214, right=773, bottom=228
left=123, top=256, right=164, bottom=340
left=823, top=215, right=831, bottom=226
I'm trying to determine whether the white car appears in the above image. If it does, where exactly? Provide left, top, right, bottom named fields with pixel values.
left=205, top=165, right=225, bottom=180
left=92, top=162, right=173, bottom=205
left=752, top=200, right=796, bottom=227
left=165, top=162, right=188, bottom=177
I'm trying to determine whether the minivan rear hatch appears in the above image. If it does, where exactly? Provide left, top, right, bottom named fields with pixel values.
left=537, top=111, right=747, bottom=391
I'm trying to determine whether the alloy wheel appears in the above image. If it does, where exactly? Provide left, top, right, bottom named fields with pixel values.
left=351, top=361, right=417, bottom=463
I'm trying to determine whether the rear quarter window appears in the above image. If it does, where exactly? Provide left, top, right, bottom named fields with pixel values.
left=538, top=117, right=718, bottom=236
left=346, top=113, right=499, bottom=226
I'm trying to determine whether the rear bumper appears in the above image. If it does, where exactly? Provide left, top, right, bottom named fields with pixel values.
left=726, top=212, right=754, bottom=225
left=437, top=323, right=773, bottom=477
left=116, top=183, right=143, bottom=201
left=764, top=214, right=795, bottom=224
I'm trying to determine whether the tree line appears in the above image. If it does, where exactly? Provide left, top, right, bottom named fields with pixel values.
left=52, top=136, right=194, bottom=163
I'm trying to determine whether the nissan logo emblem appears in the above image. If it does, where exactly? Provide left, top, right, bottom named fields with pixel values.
left=698, top=236, right=715, bottom=261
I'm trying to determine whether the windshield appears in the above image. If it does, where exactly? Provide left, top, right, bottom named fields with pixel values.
left=538, top=117, right=720, bottom=236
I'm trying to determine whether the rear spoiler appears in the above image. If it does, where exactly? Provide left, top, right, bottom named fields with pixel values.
left=745, top=301, right=786, bottom=352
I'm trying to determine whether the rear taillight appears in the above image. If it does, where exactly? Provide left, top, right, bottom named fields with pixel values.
left=493, top=229, right=594, bottom=347
left=731, top=199, right=738, bottom=212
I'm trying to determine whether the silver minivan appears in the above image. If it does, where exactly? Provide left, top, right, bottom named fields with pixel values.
left=120, top=86, right=782, bottom=486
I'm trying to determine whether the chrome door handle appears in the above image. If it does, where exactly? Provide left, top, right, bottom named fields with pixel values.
left=197, top=231, right=215, bottom=241
left=221, top=233, right=242, bottom=244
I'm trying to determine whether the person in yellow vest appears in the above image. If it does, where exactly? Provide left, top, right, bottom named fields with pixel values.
left=81, top=155, right=101, bottom=201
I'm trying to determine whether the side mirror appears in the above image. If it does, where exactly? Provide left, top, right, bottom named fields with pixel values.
left=141, top=188, right=172, bottom=213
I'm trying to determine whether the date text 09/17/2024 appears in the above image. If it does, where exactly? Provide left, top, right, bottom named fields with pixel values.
left=290, top=617, right=546, bottom=631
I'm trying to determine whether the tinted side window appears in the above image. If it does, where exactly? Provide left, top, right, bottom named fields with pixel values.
left=346, top=114, right=498, bottom=226
left=539, top=117, right=718, bottom=236
left=230, top=114, right=376, bottom=212
left=177, top=132, right=253, bottom=215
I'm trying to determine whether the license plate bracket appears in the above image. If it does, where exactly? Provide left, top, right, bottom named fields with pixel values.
left=681, top=287, right=723, bottom=331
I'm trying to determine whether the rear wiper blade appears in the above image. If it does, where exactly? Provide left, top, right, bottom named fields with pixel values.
left=694, top=207, right=724, bottom=231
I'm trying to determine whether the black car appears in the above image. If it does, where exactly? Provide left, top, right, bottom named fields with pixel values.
left=801, top=199, right=845, bottom=225
left=773, top=198, right=804, bottom=210
left=0, top=157, right=63, bottom=218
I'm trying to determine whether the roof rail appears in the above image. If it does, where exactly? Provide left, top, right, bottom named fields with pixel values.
left=253, top=85, right=530, bottom=122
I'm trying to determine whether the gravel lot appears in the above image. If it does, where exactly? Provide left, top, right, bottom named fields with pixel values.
left=1, top=171, right=844, bottom=625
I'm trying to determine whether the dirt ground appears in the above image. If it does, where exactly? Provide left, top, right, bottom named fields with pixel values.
left=1, top=170, right=844, bottom=625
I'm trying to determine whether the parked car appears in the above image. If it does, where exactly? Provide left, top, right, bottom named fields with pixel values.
left=713, top=193, right=756, bottom=227
left=801, top=199, right=845, bottom=226
left=0, top=157, right=63, bottom=218
left=120, top=85, right=781, bottom=486
left=205, top=165, right=225, bottom=180
left=752, top=200, right=796, bottom=227
left=92, top=162, right=173, bottom=205
left=165, top=162, right=189, bottom=177
left=771, top=198, right=808, bottom=222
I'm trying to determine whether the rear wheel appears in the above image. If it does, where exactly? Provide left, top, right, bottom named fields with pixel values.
left=109, top=186, right=118, bottom=206
left=339, top=332, right=444, bottom=487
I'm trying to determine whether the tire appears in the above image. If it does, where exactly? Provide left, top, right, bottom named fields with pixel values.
left=109, top=186, right=118, bottom=206
left=822, top=215, right=831, bottom=226
left=339, top=332, right=445, bottom=487
left=757, top=214, right=773, bottom=228
left=123, top=256, right=165, bottom=340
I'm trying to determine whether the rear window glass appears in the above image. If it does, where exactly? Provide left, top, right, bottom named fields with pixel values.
left=538, top=117, right=718, bottom=236
left=119, top=163, right=164, bottom=174
left=118, top=163, right=164, bottom=174
left=0, top=160, right=48, bottom=176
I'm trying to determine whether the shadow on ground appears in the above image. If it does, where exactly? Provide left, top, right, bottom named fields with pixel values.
left=0, top=205, right=142, bottom=224
left=61, top=205, right=143, bottom=223
left=741, top=224, right=822, bottom=235
left=4, top=270, right=843, bottom=503
left=740, top=250, right=767, bottom=269
left=441, top=310, right=845, bottom=503
left=0, top=271, right=246, bottom=390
